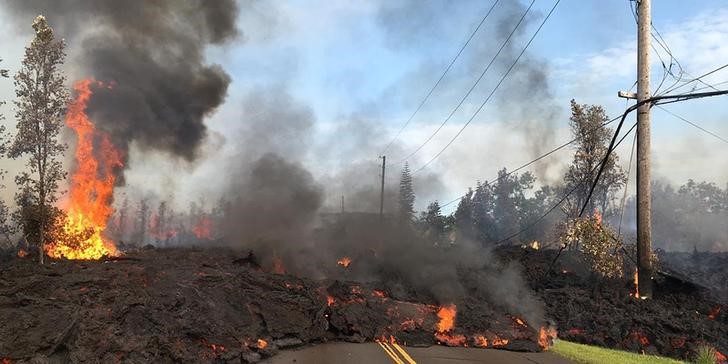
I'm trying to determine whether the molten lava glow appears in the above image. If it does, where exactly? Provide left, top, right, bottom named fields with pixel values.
left=538, top=327, right=558, bottom=350
left=473, top=335, right=488, bottom=348
left=372, top=290, right=387, bottom=298
left=46, top=79, right=121, bottom=260
left=257, top=339, right=268, bottom=349
left=327, top=295, right=335, bottom=306
left=716, top=350, right=726, bottom=362
left=192, top=217, right=212, bottom=239
left=514, top=317, right=526, bottom=326
left=337, top=256, right=352, bottom=268
left=434, top=332, right=467, bottom=347
left=436, top=304, right=456, bottom=332
left=209, top=344, right=226, bottom=353
left=567, top=328, right=585, bottom=336
left=628, top=331, right=650, bottom=346
left=491, top=336, right=509, bottom=347
left=708, top=305, right=721, bottom=320
left=17, top=249, right=27, bottom=258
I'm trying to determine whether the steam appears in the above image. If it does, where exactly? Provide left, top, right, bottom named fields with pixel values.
left=6, top=0, right=238, bottom=173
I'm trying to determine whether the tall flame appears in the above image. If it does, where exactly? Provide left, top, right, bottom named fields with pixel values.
left=45, top=79, right=121, bottom=260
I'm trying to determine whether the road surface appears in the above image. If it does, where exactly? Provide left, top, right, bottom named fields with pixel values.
left=262, top=342, right=572, bottom=364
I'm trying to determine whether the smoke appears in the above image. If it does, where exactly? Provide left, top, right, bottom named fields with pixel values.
left=376, top=0, right=561, bottom=184
left=6, top=0, right=238, bottom=176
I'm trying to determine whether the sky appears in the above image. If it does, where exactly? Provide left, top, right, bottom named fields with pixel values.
left=0, top=0, right=727, bottom=213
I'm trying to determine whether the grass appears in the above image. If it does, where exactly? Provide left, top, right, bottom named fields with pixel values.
left=551, top=340, right=686, bottom=364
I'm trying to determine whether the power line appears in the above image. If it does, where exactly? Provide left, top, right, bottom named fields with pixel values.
left=657, top=105, right=728, bottom=145
left=494, top=121, right=638, bottom=245
left=661, top=63, right=728, bottom=95
left=395, top=0, right=534, bottom=164
left=578, top=90, right=728, bottom=218
left=380, top=0, right=501, bottom=155
left=495, top=90, right=728, bottom=247
left=413, top=0, right=560, bottom=173
left=440, top=115, right=621, bottom=209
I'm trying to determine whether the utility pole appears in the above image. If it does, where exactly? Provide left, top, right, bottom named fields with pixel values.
left=636, top=0, right=653, bottom=299
left=379, top=156, right=386, bottom=220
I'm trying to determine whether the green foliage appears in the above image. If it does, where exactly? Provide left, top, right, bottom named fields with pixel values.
left=693, top=345, right=718, bottom=364
left=562, top=213, right=624, bottom=279
left=398, top=162, right=415, bottom=223
left=419, top=200, right=446, bottom=245
left=562, top=100, right=626, bottom=218
left=9, top=15, right=69, bottom=262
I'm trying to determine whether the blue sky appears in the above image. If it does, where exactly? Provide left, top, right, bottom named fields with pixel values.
left=1, top=1, right=727, bottom=212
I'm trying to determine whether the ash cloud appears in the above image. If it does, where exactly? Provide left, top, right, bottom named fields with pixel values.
left=7, top=0, right=238, bottom=170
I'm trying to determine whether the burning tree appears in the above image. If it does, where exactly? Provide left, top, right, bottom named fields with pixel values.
left=561, top=211, right=623, bottom=279
left=8, top=16, right=69, bottom=264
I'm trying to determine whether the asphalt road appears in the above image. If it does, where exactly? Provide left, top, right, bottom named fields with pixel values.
left=262, top=342, right=573, bottom=364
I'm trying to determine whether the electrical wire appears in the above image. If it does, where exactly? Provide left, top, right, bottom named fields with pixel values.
left=440, top=115, right=621, bottom=209
left=380, top=0, right=502, bottom=155
left=395, top=0, right=534, bottom=164
left=657, top=105, right=728, bottom=145
left=495, top=121, right=638, bottom=246
left=412, top=0, right=560, bottom=173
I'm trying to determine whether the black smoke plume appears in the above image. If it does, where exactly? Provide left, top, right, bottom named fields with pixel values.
left=7, top=0, right=238, bottom=173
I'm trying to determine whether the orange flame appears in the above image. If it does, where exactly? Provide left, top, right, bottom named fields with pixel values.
left=473, top=335, right=488, bottom=348
left=434, top=332, right=466, bottom=346
left=491, top=336, right=509, bottom=347
left=17, top=249, right=28, bottom=258
left=192, top=217, right=212, bottom=240
left=629, top=269, right=640, bottom=298
left=337, top=256, right=352, bottom=268
left=327, top=295, right=335, bottom=306
left=257, top=339, right=268, bottom=349
left=716, top=350, right=726, bottom=362
left=46, top=79, right=121, bottom=260
left=538, top=327, right=558, bottom=350
left=436, top=304, right=456, bottom=332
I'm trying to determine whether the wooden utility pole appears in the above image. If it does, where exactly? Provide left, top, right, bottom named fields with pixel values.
left=636, top=0, right=653, bottom=299
left=379, top=156, right=386, bottom=219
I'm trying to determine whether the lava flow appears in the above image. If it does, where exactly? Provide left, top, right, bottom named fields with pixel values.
left=45, top=79, right=122, bottom=260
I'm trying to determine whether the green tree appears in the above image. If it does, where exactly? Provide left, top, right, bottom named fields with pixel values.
left=472, top=181, right=496, bottom=245
left=8, top=16, right=69, bottom=263
left=421, top=200, right=446, bottom=245
left=398, top=162, right=415, bottom=223
left=453, top=188, right=475, bottom=242
left=563, top=100, right=626, bottom=218
left=492, top=168, right=534, bottom=244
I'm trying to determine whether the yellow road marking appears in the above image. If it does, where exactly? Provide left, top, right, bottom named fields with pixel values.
left=390, top=342, right=417, bottom=364
left=377, top=341, right=404, bottom=364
